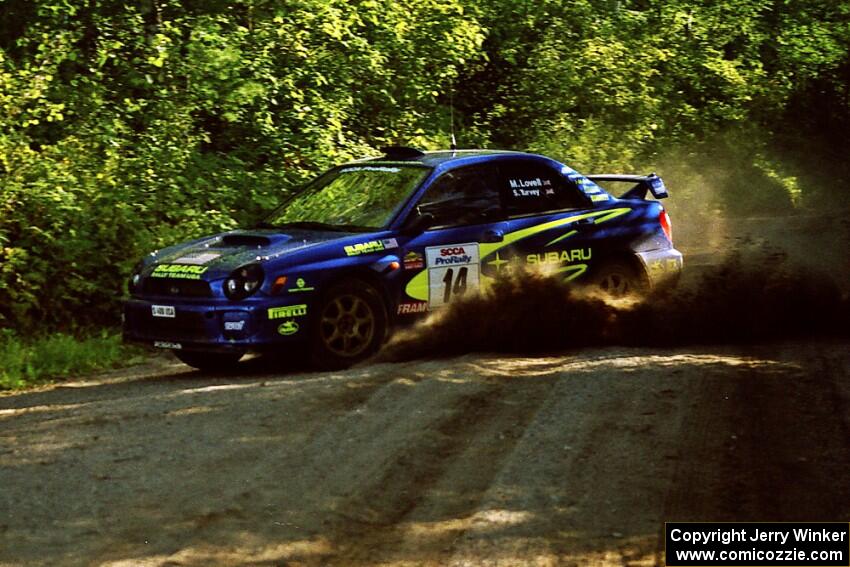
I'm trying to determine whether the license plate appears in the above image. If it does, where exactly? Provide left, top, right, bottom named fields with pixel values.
left=153, top=341, right=182, bottom=350
left=152, top=305, right=175, bottom=318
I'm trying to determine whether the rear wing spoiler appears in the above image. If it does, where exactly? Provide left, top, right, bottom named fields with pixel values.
left=585, top=173, right=669, bottom=200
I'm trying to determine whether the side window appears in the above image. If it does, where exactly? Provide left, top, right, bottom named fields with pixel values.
left=498, top=160, right=587, bottom=216
left=415, top=164, right=501, bottom=228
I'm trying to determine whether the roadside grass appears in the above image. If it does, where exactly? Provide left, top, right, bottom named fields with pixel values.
left=0, top=330, right=146, bottom=391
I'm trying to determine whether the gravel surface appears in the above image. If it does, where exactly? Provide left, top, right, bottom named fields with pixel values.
left=1, top=343, right=849, bottom=566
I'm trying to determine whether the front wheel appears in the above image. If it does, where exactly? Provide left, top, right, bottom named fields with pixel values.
left=174, top=350, right=243, bottom=372
left=311, top=280, right=388, bottom=370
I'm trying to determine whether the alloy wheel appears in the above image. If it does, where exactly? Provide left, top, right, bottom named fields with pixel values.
left=598, top=272, right=631, bottom=297
left=319, top=294, right=376, bottom=357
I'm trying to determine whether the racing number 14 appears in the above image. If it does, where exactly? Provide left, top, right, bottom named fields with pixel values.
left=441, top=267, right=468, bottom=303
left=425, top=243, right=480, bottom=309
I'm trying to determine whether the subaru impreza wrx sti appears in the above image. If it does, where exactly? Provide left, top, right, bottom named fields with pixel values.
left=123, top=147, right=682, bottom=370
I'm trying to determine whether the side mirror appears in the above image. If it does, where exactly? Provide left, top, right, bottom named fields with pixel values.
left=402, top=211, right=435, bottom=235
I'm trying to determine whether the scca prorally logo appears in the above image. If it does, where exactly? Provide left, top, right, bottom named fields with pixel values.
left=435, top=247, right=472, bottom=266
left=441, top=247, right=466, bottom=256
left=277, top=321, right=299, bottom=336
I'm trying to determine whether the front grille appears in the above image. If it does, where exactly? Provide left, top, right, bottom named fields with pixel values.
left=142, top=278, right=213, bottom=298
left=135, top=310, right=210, bottom=341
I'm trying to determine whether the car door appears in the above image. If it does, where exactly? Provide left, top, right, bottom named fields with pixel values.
left=479, top=158, right=601, bottom=283
left=398, top=163, right=508, bottom=314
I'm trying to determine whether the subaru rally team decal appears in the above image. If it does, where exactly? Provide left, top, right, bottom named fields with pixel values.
left=150, top=252, right=221, bottom=280
left=425, top=243, right=480, bottom=308
left=150, top=264, right=209, bottom=279
left=344, top=238, right=398, bottom=256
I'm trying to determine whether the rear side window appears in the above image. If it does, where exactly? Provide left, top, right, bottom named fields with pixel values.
left=498, top=160, right=587, bottom=216
left=415, top=164, right=502, bottom=228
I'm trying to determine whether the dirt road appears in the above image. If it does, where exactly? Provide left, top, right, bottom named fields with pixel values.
left=1, top=342, right=849, bottom=566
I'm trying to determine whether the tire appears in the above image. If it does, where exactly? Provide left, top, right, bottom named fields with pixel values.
left=174, top=350, right=243, bottom=372
left=590, top=261, right=647, bottom=298
left=310, top=279, right=388, bottom=370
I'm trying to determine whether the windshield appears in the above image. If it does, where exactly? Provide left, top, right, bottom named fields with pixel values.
left=263, top=164, right=431, bottom=230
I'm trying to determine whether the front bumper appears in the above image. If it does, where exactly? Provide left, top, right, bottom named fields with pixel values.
left=636, top=247, right=684, bottom=287
left=122, top=298, right=310, bottom=353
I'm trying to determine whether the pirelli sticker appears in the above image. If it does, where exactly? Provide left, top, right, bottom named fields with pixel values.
left=268, top=304, right=307, bottom=320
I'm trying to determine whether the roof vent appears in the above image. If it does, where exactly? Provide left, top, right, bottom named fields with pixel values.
left=380, top=146, right=426, bottom=159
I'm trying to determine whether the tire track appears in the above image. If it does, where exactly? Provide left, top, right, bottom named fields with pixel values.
left=2, top=345, right=849, bottom=566
left=319, top=363, right=561, bottom=565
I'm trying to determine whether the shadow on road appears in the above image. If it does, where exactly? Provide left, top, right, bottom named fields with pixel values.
left=1, top=343, right=848, bottom=565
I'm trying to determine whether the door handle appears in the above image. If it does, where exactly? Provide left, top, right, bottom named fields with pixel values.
left=573, top=218, right=595, bottom=229
left=480, top=229, right=504, bottom=243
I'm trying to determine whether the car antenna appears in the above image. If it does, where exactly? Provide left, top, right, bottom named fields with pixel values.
left=449, top=78, right=458, bottom=151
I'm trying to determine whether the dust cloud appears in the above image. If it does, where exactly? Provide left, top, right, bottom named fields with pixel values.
left=380, top=158, right=850, bottom=361
left=379, top=253, right=848, bottom=362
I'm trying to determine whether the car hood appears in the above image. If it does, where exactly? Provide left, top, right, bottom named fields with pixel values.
left=145, top=228, right=358, bottom=278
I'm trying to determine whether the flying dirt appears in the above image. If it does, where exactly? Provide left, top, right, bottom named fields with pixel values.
left=382, top=160, right=850, bottom=361
left=380, top=246, right=849, bottom=361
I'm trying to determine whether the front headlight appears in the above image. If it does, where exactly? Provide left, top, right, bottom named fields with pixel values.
left=128, top=261, right=144, bottom=294
left=224, top=264, right=265, bottom=300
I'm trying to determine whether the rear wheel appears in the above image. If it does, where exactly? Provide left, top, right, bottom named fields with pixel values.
left=174, top=351, right=243, bottom=372
left=311, top=280, right=388, bottom=370
left=591, top=261, right=647, bottom=298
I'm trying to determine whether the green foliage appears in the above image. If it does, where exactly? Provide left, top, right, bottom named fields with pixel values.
left=0, top=0, right=848, bottom=332
left=460, top=0, right=850, bottom=171
left=0, top=330, right=142, bottom=390
left=0, top=0, right=484, bottom=330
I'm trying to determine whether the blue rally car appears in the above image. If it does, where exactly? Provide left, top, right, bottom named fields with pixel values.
left=123, top=148, right=682, bottom=370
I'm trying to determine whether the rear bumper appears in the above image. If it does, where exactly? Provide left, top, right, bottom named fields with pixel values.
left=122, top=298, right=309, bottom=353
left=636, top=247, right=683, bottom=287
